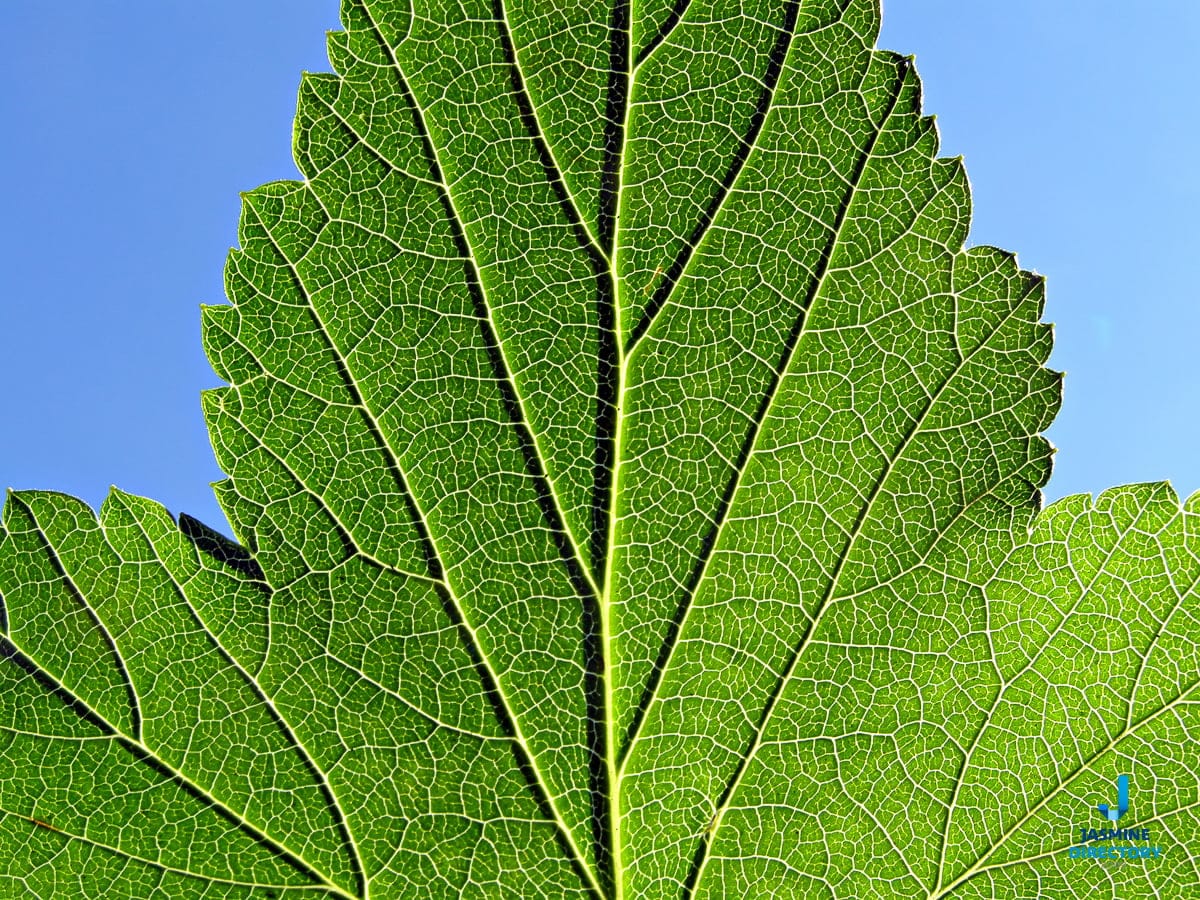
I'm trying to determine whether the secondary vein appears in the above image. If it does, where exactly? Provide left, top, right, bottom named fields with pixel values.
left=687, top=244, right=1039, bottom=899
left=248, top=183, right=604, bottom=899
left=358, top=0, right=603, bottom=604
left=120, top=495, right=369, bottom=898
left=625, top=0, right=803, bottom=355
left=9, top=493, right=143, bottom=743
left=0, top=636, right=348, bottom=897
left=618, top=9, right=883, bottom=779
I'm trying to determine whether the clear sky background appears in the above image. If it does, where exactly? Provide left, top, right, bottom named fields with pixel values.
left=2, top=1, right=1197, bottom=540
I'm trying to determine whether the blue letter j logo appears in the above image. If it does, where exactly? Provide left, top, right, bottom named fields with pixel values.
left=1098, top=775, right=1130, bottom=822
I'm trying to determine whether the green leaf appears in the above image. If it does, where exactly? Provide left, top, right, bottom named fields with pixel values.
left=0, top=490, right=354, bottom=897
left=930, top=483, right=1200, bottom=897
left=1, top=0, right=1195, bottom=897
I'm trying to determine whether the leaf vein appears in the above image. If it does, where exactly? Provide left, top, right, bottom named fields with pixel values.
left=686, top=195, right=1038, bottom=898
left=619, top=49, right=909, bottom=777
left=0, top=637, right=343, bottom=896
left=245, top=127, right=604, bottom=897
left=117, top=493, right=368, bottom=899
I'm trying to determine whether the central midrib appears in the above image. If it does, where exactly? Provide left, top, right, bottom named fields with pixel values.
left=598, top=0, right=634, bottom=895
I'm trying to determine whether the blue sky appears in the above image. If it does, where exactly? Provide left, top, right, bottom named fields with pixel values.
left=2, top=1, right=1197, bottom=539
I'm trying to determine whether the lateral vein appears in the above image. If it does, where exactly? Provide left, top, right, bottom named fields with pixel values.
left=689, top=266, right=1043, bottom=898
left=930, top=678, right=1200, bottom=900
left=119, top=495, right=369, bottom=898
left=619, top=27, right=894, bottom=779
left=625, top=0, right=804, bottom=356
left=247, top=21, right=605, bottom=884
left=357, top=0, right=603, bottom=604
left=0, top=637, right=348, bottom=897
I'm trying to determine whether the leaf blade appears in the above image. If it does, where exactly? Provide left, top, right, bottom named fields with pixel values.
left=3, top=1, right=1198, bottom=897
left=0, top=490, right=353, bottom=896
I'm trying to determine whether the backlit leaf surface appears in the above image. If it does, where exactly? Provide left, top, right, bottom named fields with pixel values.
left=1, top=0, right=1195, bottom=897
